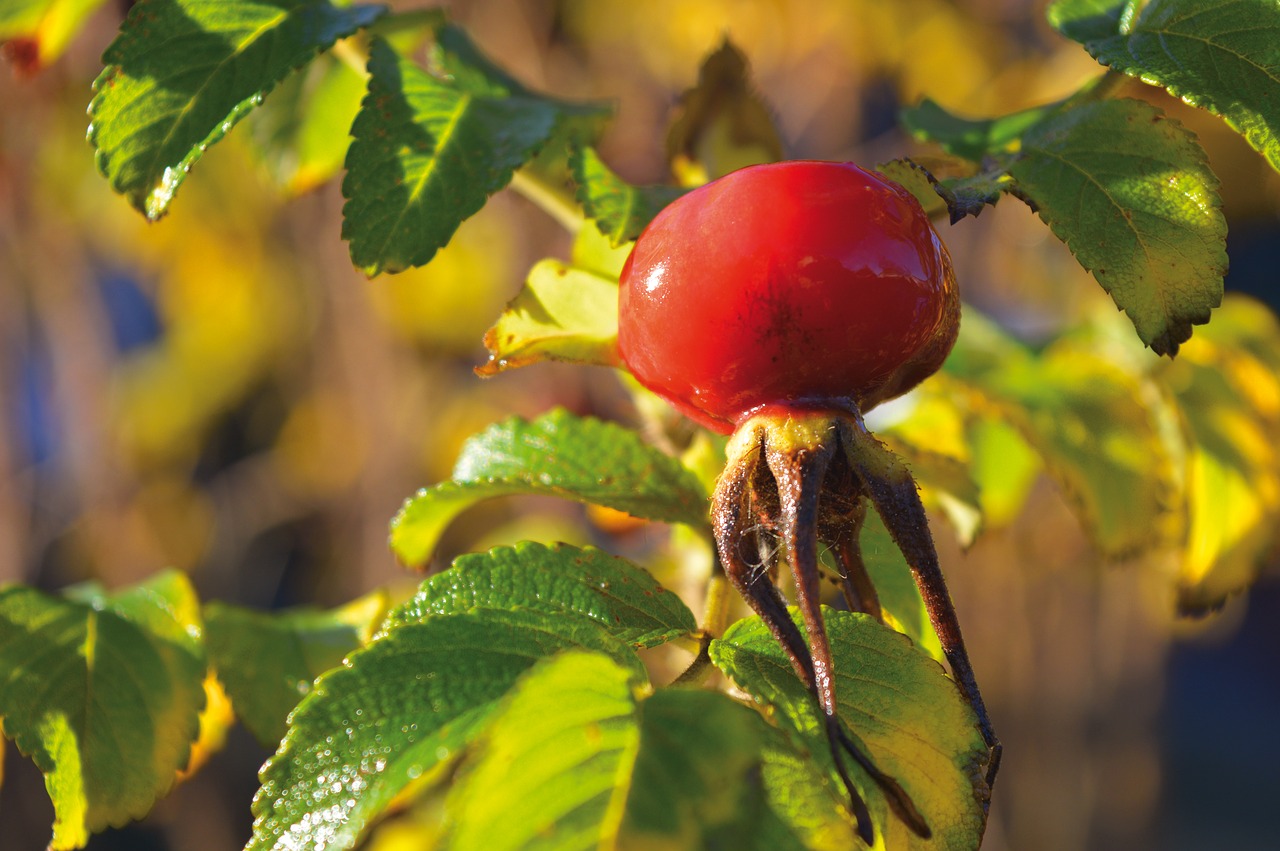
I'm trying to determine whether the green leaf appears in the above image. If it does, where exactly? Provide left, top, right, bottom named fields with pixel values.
left=390, top=409, right=709, bottom=568
left=343, top=37, right=603, bottom=275
left=443, top=652, right=642, bottom=850
left=1007, top=99, right=1227, bottom=355
left=1046, top=0, right=1139, bottom=42
left=0, top=571, right=206, bottom=850
left=89, top=0, right=384, bottom=220
left=572, top=147, right=686, bottom=246
left=666, top=39, right=784, bottom=185
left=476, top=258, right=620, bottom=377
left=710, top=610, right=989, bottom=851
left=383, top=542, right=696, bottom=648
left=247, top=52, right=367, bottom=194
left=623, top=688, right=840, bottom=850
left=248, top=609, right=644, bottom=851
left=901, top=97, right=1056, bottom=161
left=204, top=591, right=389, bottom=746
left=0, top=0, right=109, bottom=72
left=1050, top=0, right=1280, bottom=173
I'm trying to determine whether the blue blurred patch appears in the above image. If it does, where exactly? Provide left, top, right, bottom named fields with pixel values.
left=14, top=339, right=58, bottom=466
left=96, top=268, right=163, bottom=353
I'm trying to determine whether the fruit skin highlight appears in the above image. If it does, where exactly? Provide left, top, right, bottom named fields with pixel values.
left=618, top=160, right=997, bottom=846
left=618, top=159, right=959, bottom=433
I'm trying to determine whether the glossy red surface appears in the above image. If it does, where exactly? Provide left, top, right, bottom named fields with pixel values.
left=618, top=160, right=959, bottom=434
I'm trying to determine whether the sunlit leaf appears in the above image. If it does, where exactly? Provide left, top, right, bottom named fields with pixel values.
left=666, top=39, right=783, bottom=186
left=442, top=652, right=641, bottom=850
left=710, top=610, right=989, bottom=850
left=344, top=33, right=606, bottom=275
left=856, top=512, right=944, bottom=663
left=247, top=610, right=644, bottom=851
left=476, top=258, right=620, bottom=377
left=205, top=591, right=390, bottom=746
left=383, top=542, right=696, bottom=649
left=0, top=571, right=205, bottom=850
left=1049, top=0, right=1280, bottom=173
left=390, top=409, right=709, bottom=568
left=1007, top=99, right=1227, bottom=355
left=90, top=0, right=385, bottom=219
left=572, top=147, right=686, bottom=246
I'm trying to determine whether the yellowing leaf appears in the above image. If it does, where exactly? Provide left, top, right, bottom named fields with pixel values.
left=666, top=39, right=783, bottom=186
left=477, top=258, right=621, bottom=376
left=1162, top=299, right=1280, bottom=611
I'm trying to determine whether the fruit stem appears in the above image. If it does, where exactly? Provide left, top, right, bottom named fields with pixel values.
left=509, top=168, right=584, bottom=232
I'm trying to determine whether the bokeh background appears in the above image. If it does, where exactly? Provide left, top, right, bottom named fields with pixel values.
left=2, top=1, right=1278, bottom=849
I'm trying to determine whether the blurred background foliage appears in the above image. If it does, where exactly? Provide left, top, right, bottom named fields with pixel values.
left=1, top=0, right=1278, bottom=849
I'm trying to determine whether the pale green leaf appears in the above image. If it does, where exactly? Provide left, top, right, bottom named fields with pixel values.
left=205, top=591, right=389, bottom=746
left=0, top=571, right=205, bottom=850
left=390, top=409, right=709, bottom=568
left=476, top=259, right=620, bottom=377
left=711, top=610, right=988, bottom=850
left=247, top=609, right=644, bottom=851
left=443, top=652, right=641, bottom=851
left=383, top=542, right=696, bottom=648
left=1050, top=0, right=1280, bottom=173
left=1007, top=98, right=1226, bottom=355
left=89, top=0, right=384, bottom=219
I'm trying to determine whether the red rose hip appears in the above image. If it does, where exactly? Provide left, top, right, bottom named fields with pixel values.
left=618, top=160, right=959, bottom=433
left=615, top=160, right=997, bottom=845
